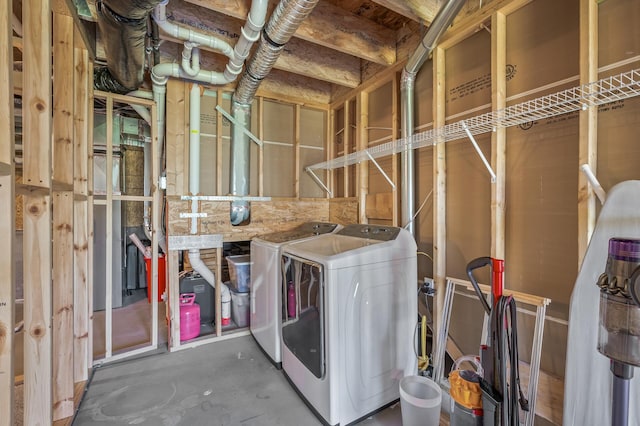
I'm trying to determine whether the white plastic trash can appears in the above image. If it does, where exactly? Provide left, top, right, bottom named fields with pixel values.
left=399, top=375, right=442, bottom=426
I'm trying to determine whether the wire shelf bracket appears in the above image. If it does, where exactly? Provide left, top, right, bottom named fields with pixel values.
left=365, top=150, right=396, bottom=190
left=462, top=120, right=496, bottom=182
left=305, top=167, right=333, bottom=197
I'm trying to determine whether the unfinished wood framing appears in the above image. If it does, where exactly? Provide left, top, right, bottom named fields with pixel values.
left=85, top=60, right=95, bottom=374
left=257, top=97, right=265, bottom=196
left=73, top=37, right=90, bottom=384
left=491, top=12, right=506, bottom=260
left=73, top=41, right=93, bottom=383
left=439, top=0, right=534, bottom=50
left=166, top=79, right=187, bottom=196
left=150, top=102, right=160, bottom=350
left=577, top=0, right=598, bottom=265
left=357, top=91, right=369, bottom=224
left=52, top=10, right=75, bottom=420
left=23, top=0, right=54, bottom=423
left=432, top=46, right=447, bottom=359
left=216, top=89, right=224, bottom=196
left=342, top=102, right=350, bottom=197
left=105, top=96, right=114, bottom=358
left=185, top=0, right=396, bottom=65
left=92, top=91, right=160, bottom=363
left=0, top=0, right=15, bottom=423
left=294, top=105, right=301, bottom=198
left=391, top=76, right=399, bottom=226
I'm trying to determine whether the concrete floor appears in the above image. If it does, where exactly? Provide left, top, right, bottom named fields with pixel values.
left=73, top=335, right=407, bottom=426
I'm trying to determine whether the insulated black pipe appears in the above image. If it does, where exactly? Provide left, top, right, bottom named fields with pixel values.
left=95, top=0, right=163, bottom=92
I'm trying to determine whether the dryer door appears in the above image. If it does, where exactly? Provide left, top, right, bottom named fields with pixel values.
left=281, top=255, right=325, bottom=378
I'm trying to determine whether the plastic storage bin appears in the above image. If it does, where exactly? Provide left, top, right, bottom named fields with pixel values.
left=399, top=375, right=442, bottom=426
left=226, top=255, right=252, bottom=292
left=231, top=289, right=250, bottom=328
left=144, top=254, right=166, bottom=303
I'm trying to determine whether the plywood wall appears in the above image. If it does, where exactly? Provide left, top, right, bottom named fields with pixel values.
left=167, top=197, right=358, bottom=242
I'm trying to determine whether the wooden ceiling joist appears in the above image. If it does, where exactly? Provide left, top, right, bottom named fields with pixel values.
left=160, top=36, right=360, bottom=88
left=184, top=0, right=396, bottom=65
left=162, top=2, right=360, bottom=88
left=370, top=0, right=438, bottom=24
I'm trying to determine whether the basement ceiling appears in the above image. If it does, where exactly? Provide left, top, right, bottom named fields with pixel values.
left=11, top=0, right=495, bottom=102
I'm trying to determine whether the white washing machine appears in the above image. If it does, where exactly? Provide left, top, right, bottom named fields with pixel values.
left=280, top=224, right=417, bottom=426
left=250, top=222, right=341, bottom=367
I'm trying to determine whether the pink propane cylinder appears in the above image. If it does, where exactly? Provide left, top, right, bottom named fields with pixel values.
left=180, top=293, right=200, bottom=341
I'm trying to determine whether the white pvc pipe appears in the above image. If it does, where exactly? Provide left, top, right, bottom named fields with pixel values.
left=181, top=42, right=201, bottom=77
left=126, top=90, right=153, bottom=125
left=580, top=164, right=607, bottom=205
left=153, top=1, right=234, bottom=58
left=152, top=62, right=231, bottom=86
left=224, top=0, right=268, bottom=81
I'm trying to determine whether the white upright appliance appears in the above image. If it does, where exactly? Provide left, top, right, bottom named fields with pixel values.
left=280, top=224, right=417, bottom=426
left=250, top=222, right=341, bottom=367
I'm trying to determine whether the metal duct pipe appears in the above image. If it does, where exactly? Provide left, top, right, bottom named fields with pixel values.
left=400, top=0, right=467, bottom=235
left=230, top=0, right=320, bottom=225
left=96, top=0, right=164, bottom=92
left=234, top=0, right=319, bottom=104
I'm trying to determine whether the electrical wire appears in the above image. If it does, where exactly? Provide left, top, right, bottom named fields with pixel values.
left=417, top=251, right=433, bottom=263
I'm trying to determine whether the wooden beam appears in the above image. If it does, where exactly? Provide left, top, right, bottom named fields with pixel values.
left=577, top=0, right=598, bottom=266
left=432, top=46, right=446, bottom=362
left=185, top=0, right=396, bottom=65
left=158, top=46, right=331, bottom=106
left=294, top=104, right=301, bottom=198
left=342, top=102, right=349, bottom=197
left=53, top=13, right=75, bottom=187
left=52, top=11, right=75, bottom=421
left=491, top=12, right=506, bottom=261
left=0, top=0, right=15, bottom=423
left=24, top=0, right=54, bottom=423
left=85, top=60, right=94, bottom=372
left=12, top=35, right=23, bottom=51
left=438, top=0, right=534, bottom=50
left=357, top=91, right=368, bottom=224
left=257, top=69, right=331, bottom=107
left=392, top=75, right=399, bottom=226
left=105, top=96, right=113, bottom=358
left=166, top=79, right=187, bottom=196
left=257, top=96, right=264, bottom=197
left=164, top=33, right=361, bottom=88
left=52, top=192, right=74, bottom=420
left=150, top=102, right=160, bottom=349
left=216, top=89, right=224, bottom=196
left=73, top=29, right=89, bottom=198
left=371, top=0, right=438, bottom=23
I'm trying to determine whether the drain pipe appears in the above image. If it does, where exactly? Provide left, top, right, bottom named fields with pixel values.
left=230, top=0, right=320, bottom=225
left=401, top=0, right=466, bottom=235
left=188, top=83, right=231, bottom=324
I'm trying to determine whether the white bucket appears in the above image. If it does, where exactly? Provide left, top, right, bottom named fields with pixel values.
left=399, top=375, right=442, bottom=426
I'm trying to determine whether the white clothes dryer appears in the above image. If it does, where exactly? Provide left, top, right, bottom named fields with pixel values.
left=280, top=224, right=417, bottom=426
left=250, top=222, right=341, bottom=367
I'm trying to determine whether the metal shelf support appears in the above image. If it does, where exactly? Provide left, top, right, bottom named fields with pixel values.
left=461, top=120, right=496, bottom=182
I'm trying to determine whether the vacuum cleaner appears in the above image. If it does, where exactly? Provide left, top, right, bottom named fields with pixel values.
left=596, top=238, right=640, bottom=426
left=450, top=257, right=529, bottom=426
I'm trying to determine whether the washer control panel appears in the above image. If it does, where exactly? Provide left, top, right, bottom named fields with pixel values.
left=337, top=224, right=401, bottom=241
